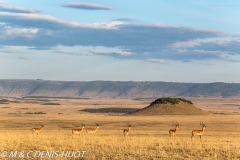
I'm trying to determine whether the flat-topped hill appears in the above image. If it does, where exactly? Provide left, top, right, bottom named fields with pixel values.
left=129, top=98, right=209, bottom=115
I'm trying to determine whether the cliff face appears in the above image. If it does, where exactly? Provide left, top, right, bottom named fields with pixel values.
left=0, top=79, right=240, bottom=98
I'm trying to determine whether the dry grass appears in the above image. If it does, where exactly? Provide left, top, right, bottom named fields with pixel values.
left=0, top=98, right=240, bottom=159
left=0, top=114, right=240, bottom=159
left=0, top=132, right=239, bottom=159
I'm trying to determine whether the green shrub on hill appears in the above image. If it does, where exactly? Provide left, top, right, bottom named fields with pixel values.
left=150, top=97, right=193, bottom=105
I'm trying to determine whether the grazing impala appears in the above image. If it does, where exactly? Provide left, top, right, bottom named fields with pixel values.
left=191, top=122, right=206, bottom=141
left=169, top=121, right=179, bottom=137
left=86, top=123, right=99, bottom=135
left=72, top=123, right=85, bottom=136
left=123, top=124, right=131, bottom=137
left=31, top=123, right=44, bottom=135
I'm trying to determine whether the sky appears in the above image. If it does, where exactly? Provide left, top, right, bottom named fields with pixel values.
left=0, top=0, right=240, bottom=83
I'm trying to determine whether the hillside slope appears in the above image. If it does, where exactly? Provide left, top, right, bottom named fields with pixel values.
left=129, top=98, right=209, bottom=115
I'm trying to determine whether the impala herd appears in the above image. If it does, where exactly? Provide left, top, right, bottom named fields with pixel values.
left=31, top=121, right=207, bottom=140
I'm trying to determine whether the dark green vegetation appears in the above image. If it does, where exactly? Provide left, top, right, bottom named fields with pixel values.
left=25, top=112, right=47, bottom=114
left=41, top=102, right=61, bottom=105
left=23, top=96, right=89, bottom=99
left=0, top=99, right=20, bottom=104
left=150, top=97, right=193, bottom=105
left=80, top=108, right=139, bottom=114
left=0, top=99, right=9, bottom=104
left=1, top=80, right=240, bottom=98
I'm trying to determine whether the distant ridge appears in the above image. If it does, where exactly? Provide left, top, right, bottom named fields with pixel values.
left=0, top=79, right=240, bottom=98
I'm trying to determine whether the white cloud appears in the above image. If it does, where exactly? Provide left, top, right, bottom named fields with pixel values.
left=51, top=45, right=134, bottom=56
left=0, top=45, right=32, bottom=54
left=63, top=2, right=114, bottom=10
left=0, top=3, right=39, bottom=13
left=172, top=40, right=201, bottom=48
left=0, top=11, right=125, bottom=29
left=84, top=21, right=125, bottom=29
left=147, top=59, right=166, bottom=64
left=3, top=26, right=38, bottom=38
left=0, top=12, right=82, bottom=28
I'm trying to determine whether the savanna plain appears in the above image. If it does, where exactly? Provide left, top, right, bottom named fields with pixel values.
left=0, top=98, right=240, bottom=160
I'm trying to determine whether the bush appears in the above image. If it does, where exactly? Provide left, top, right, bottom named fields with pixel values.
left=80, top=108, right=139, bottom=114
left=0, top=99, right=20, bottom=104
left=25, top=112, right=47, bottom=114
left=41, top=102, right=61, bottom=105
left=150, top=97, right=193, bottom=105
left=0, top=99, right=9, bottom=104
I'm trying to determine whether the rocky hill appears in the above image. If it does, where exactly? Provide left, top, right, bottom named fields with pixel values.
left=129, top=98, right=209, bottom=115
left=0, top=79, right=240, bottom=98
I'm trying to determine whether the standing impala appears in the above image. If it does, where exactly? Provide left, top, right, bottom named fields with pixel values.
left=191, top=122, right=206, bottom=141
left=169, top=121, right=179, bottom=137
left=72, top=123, right=85, bottom=136
left=86, top=123, right=99, bottom=135
left=123, top=124, right=131, bottom=137
left=31, top=123, right=44, bottom=135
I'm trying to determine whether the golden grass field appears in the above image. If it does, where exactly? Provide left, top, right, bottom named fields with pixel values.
left=0, top=98, right=240, bottom=159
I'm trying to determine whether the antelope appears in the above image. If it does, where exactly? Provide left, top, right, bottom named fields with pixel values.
left=123, top=124, right=131, bottom=137
left=31, top=123, right=44, bottom=135
left=86, top=123, right=99, bottom=135
left=191, top=122, right=206, bottom=141
left=72, top=123, right=85, bottom=136
left=169, top=121, right=179, bottom=137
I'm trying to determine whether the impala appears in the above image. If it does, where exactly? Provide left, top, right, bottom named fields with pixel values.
left=191, top=122, right=206, bottom=141
left=31, top=123, right=44, bottom=135
left=169, top=121, right=179, bottom=137
left=86, top=123, right=99, bottom=135
left=72, top=123, right=85, bottom=136
left=123, top=124, right=131, bottom=137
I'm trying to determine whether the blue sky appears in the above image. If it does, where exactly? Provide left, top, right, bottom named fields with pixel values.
left=0, top=0, right=240, bottom=82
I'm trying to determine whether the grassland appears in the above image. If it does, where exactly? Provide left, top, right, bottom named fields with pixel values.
left=0, top=98, right=240, bottom=159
